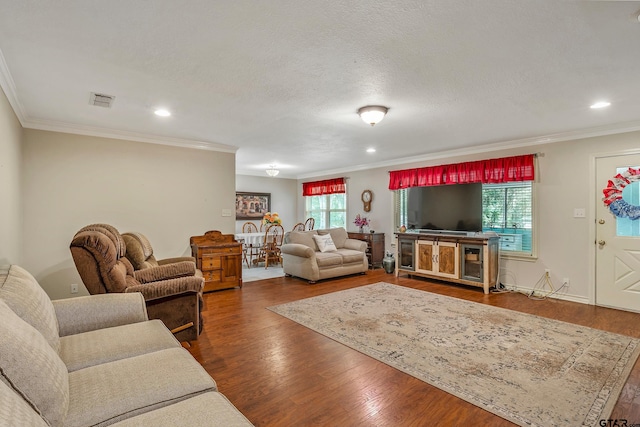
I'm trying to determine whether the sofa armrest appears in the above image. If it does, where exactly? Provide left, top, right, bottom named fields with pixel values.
left=53, top=293, right=148, bottom=337
left=133, top=261, right=196, bottom=283
left=125, top=276, right=204, bottom=301
left=280, top=243, right=316, bottom=258
left=343, top=239, right=367, bottom=252
left=157, top=256, right=196, bottom=265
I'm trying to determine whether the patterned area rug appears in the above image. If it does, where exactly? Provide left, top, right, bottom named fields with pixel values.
left=268, top=282, right=640, bottom=427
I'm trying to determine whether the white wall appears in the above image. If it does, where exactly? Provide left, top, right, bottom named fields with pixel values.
left=236, top=174, right=298, bottom=232
left=22, top=129, right=236, bottom=299
left=0, top=86, right=23, bottom=267
left=297, top=130, right=640, bottom=304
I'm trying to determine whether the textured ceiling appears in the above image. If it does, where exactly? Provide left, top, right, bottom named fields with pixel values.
left=1, top=1, right=640, bottom=178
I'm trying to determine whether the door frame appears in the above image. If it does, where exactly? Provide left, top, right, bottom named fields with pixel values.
left=590, top=148, right=640, bottom=307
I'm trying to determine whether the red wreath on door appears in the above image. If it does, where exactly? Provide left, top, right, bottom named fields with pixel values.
left=602, top=167, right=640, bottom=220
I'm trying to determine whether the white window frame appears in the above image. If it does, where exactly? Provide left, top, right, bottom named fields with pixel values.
left=305, top=193, right=347, bottom=229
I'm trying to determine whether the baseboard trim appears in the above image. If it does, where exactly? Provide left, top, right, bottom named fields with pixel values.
left=499, top=283, right=590, bottom=305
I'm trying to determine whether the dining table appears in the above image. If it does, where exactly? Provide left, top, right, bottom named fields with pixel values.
left=235, top=232, right=266, bottom=247
left=235, top=232, right=272, bottom=268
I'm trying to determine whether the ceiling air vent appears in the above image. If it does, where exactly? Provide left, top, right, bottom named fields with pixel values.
left=89, top=92, right=115, bottom=108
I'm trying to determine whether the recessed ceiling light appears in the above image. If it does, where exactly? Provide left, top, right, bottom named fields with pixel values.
left=366, top=148, right=376, bottom=153
left=590, top=101, right=611, bottom=109
left=154, top=108, right=171, bottom=117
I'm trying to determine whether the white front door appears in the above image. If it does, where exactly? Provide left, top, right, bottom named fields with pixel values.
left=595, top=153, right=640, bottom=312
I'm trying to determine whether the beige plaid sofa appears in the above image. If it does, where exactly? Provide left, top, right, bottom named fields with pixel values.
left=0, top=265, right=252, bottom=427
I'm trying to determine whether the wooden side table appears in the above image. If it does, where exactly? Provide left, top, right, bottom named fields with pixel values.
left=347, top=232, right=385, bottom=269
left=190, top=230, right=242, bottom=292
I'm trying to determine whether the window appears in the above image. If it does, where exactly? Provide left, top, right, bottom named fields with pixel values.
left=394, top=181, right=535, bottom=257
left=305, top=193, right=347, bottom=229
left=482, top=182, right=533, bottom=255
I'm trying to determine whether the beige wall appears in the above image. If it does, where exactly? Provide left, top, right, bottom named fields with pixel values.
left=5, top=79, right=640, bottom=305
left=0, top=86, right=23, bottom=268
left=236, top=174, right=298, bottom=232
left=21, top=129, right=236, bottom=299
left=298, top=130, right=640, bottom=304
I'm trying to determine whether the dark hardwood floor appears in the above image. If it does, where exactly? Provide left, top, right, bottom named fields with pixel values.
left=186, top=269, right=640, bottom=426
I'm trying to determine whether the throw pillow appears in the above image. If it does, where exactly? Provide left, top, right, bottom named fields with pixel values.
left=312, top=234, right=337, bottom=253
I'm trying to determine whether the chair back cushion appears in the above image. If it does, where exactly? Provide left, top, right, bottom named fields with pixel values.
left=287, top=230, right=319, bottom=251
left=70, top=224, right=137, bottom=294
left=0, top=265, right=60, bottom=353
left=122, top=232, right=159, bottom=269
left=324, top=227, right=349, bottom=249
left=0, top=299, right=69, bottom=427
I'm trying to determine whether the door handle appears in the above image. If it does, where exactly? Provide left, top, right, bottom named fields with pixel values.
left=598, top=240, right=606, bottom=246
left=598, top=219, right=605, bottom=224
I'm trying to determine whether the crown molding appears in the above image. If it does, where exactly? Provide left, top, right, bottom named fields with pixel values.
left=22, top=118, right=238, bottom=153
left=0, top=49, right=27, bottom=125
left=294, top=119, right=640, bottom=180
left=0, top=47, right=236, bottom=153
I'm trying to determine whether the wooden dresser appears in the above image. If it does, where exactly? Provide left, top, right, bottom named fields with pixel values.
left=347, top=232, right=385, bottom=269
left=190, top=230, right=242, bottom=292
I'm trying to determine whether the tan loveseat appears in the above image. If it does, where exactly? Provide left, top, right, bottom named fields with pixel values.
left=281, top=227, right=368, bottom=283
left=0, top=265, right=252, bottom=427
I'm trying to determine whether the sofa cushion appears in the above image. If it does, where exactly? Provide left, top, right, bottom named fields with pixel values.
left=326, top=227, right=348, bottom=249
left=315, top=252, right=344, bottom=268
left=288, top=230, right=318, bottom=250
left=65, top=347, right=217, bottom=427
left=312, top=234, right=337, bottom=253
left=0, top=265, right=60, bottom=353
left=0, top=299, right=69, bottom=427
left=60, top=319, right=181, bottom=372
left=109, top=392, right=253, bottom=427
left=337, top=249, right=367, bottom=264
left=0, top=379, right=49, bottom=427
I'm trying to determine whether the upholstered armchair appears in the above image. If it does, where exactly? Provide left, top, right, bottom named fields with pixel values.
left=69, top=224, right=204, bottom=342
left=122, top=231, right=201, bottom=281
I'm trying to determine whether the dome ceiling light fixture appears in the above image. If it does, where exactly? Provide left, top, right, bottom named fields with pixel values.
left=358, top=105, right=389, bottom=126
left=154, top=108, right=171, bottom=117
left=265, top=165, right=280, bottom=177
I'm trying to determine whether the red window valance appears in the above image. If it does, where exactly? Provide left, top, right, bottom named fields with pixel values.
left=388, top=154, right=535, bottom=190
left=303, top=178, right=346, bottom=196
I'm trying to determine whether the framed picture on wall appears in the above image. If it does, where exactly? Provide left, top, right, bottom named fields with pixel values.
left=236, top=192, right=271, bottom=220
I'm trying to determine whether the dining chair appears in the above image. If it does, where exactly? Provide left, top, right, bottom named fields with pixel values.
left=261, top=224, right=284, bottom=269
left=304, top=217, right=315, bottom=230
left=241, top=222, right=259, bottom=267
left=291, top=222, right=305, bottom=232
left=242, top=222, right=258, bottom=233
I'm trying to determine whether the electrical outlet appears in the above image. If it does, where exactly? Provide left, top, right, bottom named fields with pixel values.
left=545, top=269, right=550, bottom=277
left=562, top=278, right=570, bottom=286
left=70, top=284, right=78, bottom=294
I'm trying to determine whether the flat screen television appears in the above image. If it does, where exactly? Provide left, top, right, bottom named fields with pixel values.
left=406, top=183, right=482, bottom=233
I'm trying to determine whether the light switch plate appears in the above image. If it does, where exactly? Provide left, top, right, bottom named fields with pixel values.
left=573, top=208, right=586, bottom=218
left=221, top=208, right=232, bottom=217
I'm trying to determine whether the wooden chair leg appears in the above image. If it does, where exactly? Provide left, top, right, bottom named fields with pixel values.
left=170, top=322, right=194, bottom=335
